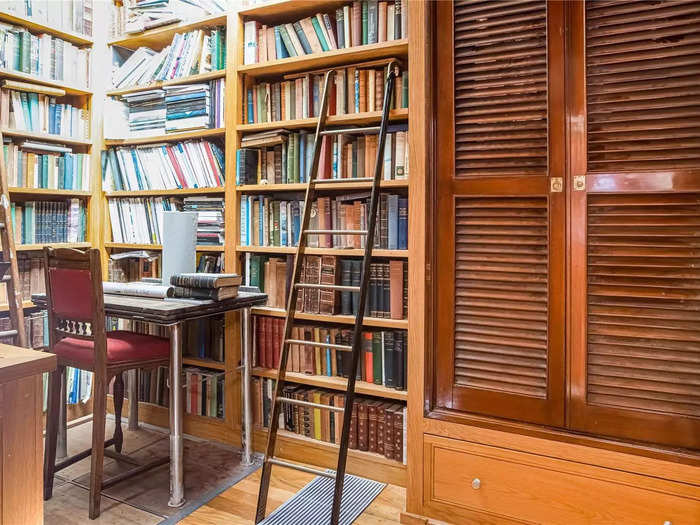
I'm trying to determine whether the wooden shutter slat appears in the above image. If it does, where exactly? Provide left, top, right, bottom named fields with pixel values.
left=588, top=342, right=700, bottom=363
left=455, top=0, right=541, bottom=16
left=589, top=314, right=700, bottom=333
left=587, top=14, right=700, bottom=40
left=588, top=41, right=700, bottom=65
left=586, top=0, right=692, bottom=19
left=587, top=2, right=699, bottom=26
left=456, top=40, right=546, bottom=62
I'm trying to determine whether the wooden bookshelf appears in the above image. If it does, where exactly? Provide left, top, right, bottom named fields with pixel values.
left=0, top=11, right=93, bottom=45
left=0, top=300, right=37, bottom=313
left=108, top=13, right=228, bottom=49
left=236, top=245, right=408, bottom=258
left=0, top=69, right=92, bottom=95
left=104, top=243, right=225, bottom=252
left=252, top=305, right=408, bottom=329
left=16, top=242, right=92, bottom=251
left=183, top=357, right=227, bottom=371
left=0, top=129, right=92, bottom=147
left=104, top=127, right=225, bottom=146
left=252, top=367, right=407, bottom=401
left=237, top=108, right=408, bottom=132
left=236, top=179, right=408, bottom=192
left=8, top=188, right=92, bottom=197
left=105, top=187, right=225, bottom=198
left=106, top=70, right=226, bottom=97
left=237, top=0, right=348, bottom=21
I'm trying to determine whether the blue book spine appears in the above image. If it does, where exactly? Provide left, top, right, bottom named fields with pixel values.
left=258, top=197, right=264, bottom=245
left=274, top=26, right=289, bottom=59
left=326, top=346, right=332, bottom=377
left=130, top=149, right=144, bottom=189
left=398, top=197, right=408, bottom=250
left=280, top=202, right=288, bottom=246
left=247, top=89, right=254, bottom=123
left=299, top=134, right=306, bottom=183
left=292, top=201, right=301, bottom=246
left=387, top=194, right=399, bottom=250
left=65, top=153, right=73, bottom=191
left=48, top=100, right=56, bottom=134
left=240, top=195, right=248, bottom=245
left=292, top=21, right=312, bottom=54
left=167, top=109, right=208, bottom=120
left=235, top=149, right=241, bottom=185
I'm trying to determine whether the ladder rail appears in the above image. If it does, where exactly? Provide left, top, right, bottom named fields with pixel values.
left=255, top=69, right=336, bottom=524
left=0, top=130, right=27, bottom=348
left=329, top=65, right=398, bottom=525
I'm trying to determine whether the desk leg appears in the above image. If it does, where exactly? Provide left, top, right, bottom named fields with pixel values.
left=241, top=307, right=253, bottom=466
left=57, top=370, right=67, bottom=459
left=168, top=322, right=185, bottom=508
left=128, top=369, right=139, bottom=431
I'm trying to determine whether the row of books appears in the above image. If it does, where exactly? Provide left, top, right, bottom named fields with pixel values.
left=10, top=199, right=86, bottom=244
left=0, top=254, right=44, bottom=305
left=243, top=0, right=408, bottom=64
left=244, top=65, right=408, bottom=124
left=102, top=139, right=225, bottom=192
left=183, top=196, right=224, bottom=246
left=254, top=379, right=407, bottom=463
left=0, top=23, right=90, bottom=87
left=110, top=0, right=229, bottom=37
left=0, top=88, right=90, bottom=139
left=255, top=318, right=407, bottom=391
left=239, top=193, right=409, bottom=250
left=236, top=128, right=409, bottom=186
left=3, top=143, right=91, bottom=191
left=112, top=27, right=226, bottom=89
left=107, top=196, right=177, bottom=244
left=0, top=0, right=94, bottom=37
left=0, top=310, right=47, bottom=348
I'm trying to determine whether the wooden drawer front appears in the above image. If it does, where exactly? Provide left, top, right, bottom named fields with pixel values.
left=425, top=436, right=699, bottom=525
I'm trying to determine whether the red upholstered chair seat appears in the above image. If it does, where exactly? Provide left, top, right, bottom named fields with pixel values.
left=53, top=331, right=170, bottom=367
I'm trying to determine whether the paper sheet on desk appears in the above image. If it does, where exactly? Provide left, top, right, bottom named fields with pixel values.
left=103, top=281, right=174, bottom=298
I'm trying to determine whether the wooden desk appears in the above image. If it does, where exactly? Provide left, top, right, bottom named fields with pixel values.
left=0, top=344, right=56, bottom=525
left=33, top=288, right=267, bottom=508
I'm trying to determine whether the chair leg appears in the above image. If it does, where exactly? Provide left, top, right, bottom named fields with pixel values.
left=89, top=377, right=107, bottom=519
left=43, top=366, right=64, bottom=500
left=112, top=373, right=124, bottom=453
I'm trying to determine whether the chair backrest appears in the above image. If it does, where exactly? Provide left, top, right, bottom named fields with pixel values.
left=43, top=247, right=107, bottom=369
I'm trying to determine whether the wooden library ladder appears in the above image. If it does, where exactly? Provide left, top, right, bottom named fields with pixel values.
left=0, top=130, right=27, bottom=347
left=255, top=64, right=399, bottom=524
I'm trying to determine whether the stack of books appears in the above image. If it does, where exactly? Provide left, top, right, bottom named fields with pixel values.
left=111, top=28, right=226, bottom=89
left=239, top=192, right=408, bottom=250
left=253, top=379, right=407, bottom=463
left=102, top=139, right=225, bottom=192
left=244, top=64, right=408, bottom=124
left=170, top=272, right=242, bottom=300
left=10, top=198, right=86, bottom=244
left=243, top=0, right=408, bottom=64
left=0, top=23, right=90, bottom=87
left=0, top=0, right=94, bottom=36
left=107, top=196, right=179, bottom=244
left=0, top=84, right=90, bottom=139
left=164, top=81, right=222, bottom=133
left=122, top=89, right=167, bottom=137
left=183, top=196, right=224, bottom=246
left=3, top=142, right=91, bottom=191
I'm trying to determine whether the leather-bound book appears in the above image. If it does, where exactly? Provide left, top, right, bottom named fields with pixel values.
left=393, top=405, right=404, bottom=462
left=357, top=399, right=369, bottom=451
left=264, top=316, right=274, bottom=370
left=319, top=255, right=339, bottom=314
left=383, top=405, right=395, bottom=460
left=348, top=398, right=358, bottom=449
left=359, top=69, right=368, bottom=112
left=304, top=255, right=322, bottom=313
left=389, top=260, right=404, bottom=319
left=351, top=2, right=362, bottom=47
left=320, top=392, right=331, bottom=442
left=367, top=400, right=380, bottom=453
left=376, top=401, right=387, bottom=455
left=334, top=393, right=344, bottom=443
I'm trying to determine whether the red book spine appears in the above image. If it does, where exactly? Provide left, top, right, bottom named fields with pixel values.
left=202, top=142, right=223, bottom=186
left=264, top=317, right=273, bottom=369
left=165, top=146, right=187, bottom=188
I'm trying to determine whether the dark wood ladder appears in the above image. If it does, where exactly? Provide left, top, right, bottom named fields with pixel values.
left=255, top=63, right=398, bottom=525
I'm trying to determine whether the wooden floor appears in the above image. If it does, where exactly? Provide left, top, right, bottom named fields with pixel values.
left=182, top=469, right=406, bottom=524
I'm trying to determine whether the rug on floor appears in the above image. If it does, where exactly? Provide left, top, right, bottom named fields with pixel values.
left=259, top=472, right=386, bottom=525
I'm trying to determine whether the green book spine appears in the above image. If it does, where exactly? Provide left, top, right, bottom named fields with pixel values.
left=273, top=201, right=280, bottom=246
left=362, top=1, right=368, bottom=46
left=20, top=92, right=31, bottom=130
left=250, top=255, right=263, bottom=290
left=220, top=30, right=226, bottom=69
left=310, top=17, right=329, bottom=52
left=42, top=155, right=49, bottom=188
left=20, top=31, right=31, bottom=73
left=211, top=30, right=218, bottom=70
left=278, top=25, right=298, bottom=57
left=372, top=332, right=382, bottom=384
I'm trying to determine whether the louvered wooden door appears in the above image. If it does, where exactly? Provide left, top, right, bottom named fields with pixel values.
left=568, top=0, right=700, bottom=449
left=434, top=0, right=566, bottom=426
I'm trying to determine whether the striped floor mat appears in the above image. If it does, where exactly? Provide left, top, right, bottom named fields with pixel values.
left=260, top=472, right=386, bottom=525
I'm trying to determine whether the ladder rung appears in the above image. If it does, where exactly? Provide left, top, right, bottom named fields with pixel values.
left=267, top=458, right=336, bottom=479
left=0, top=329, right=18, bottom=338
left=320, top=126, right=380, bottom=136
left=295, top=283, right=360, bottom=292
left=277, top=396, right=344, bottom=412
left=313, top=177, right=374, bottom=184
left=305, top=230, right=367, bottom=235
left=286, top=338, right=353, bottom=351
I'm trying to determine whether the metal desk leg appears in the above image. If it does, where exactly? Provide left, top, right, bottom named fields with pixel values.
left=128, top=369, right=139, bottom=430
left=241, top=307, right=253, bottom=465
left=168, top=322, right=185, bottom=508
left=57, top=370, right=68, bottom=459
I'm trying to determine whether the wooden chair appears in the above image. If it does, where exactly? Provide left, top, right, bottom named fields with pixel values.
left=42, top=247, right=171, bottom=519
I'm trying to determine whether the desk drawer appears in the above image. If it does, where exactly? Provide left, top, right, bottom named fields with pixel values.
left=425, top=435, right=699, bottom=524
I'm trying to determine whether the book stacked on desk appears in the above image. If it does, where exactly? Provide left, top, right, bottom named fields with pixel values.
left=170, top=272, right=241, bottom=301
left=183, top=196, right=224, bottom=246
left=243, top=0, right=408, bottom=64
left=253, top=379, right=406, bottom=463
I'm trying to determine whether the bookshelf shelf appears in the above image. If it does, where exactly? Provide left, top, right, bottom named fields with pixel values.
left=238, top=39, right=408, bottom=79
left=0, top=300, right=37, bottom=313
left=104, top=243, right=225, bottom=252
left=1, top=129, right=92, bottom=147
left=106, top=70, right=226, bottom=97
left=236, top=246, right=408, bottom=258
left=108, top=13, right=228, bottom=50
left=237, top=0, right=348, bottom=21
left=0, top=69, right=92, bottom=95
left=16, top=242, right=91, bottom=251
left=183, top=357, right=226, bottom=371
left=104, top=127, right=225, bottom=146
left=236, top=179, right=408, bottom=193
left=237, top=108, right=409, bottom=133
left=105, top=187, right=225, bottom=198
left=251, top=306, right=409, bottom=330
left=252, top=367, right=407, bottom=401
left=8, top=188, right=92, bottom=197
left=0, top=11, right=94, bottom=46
